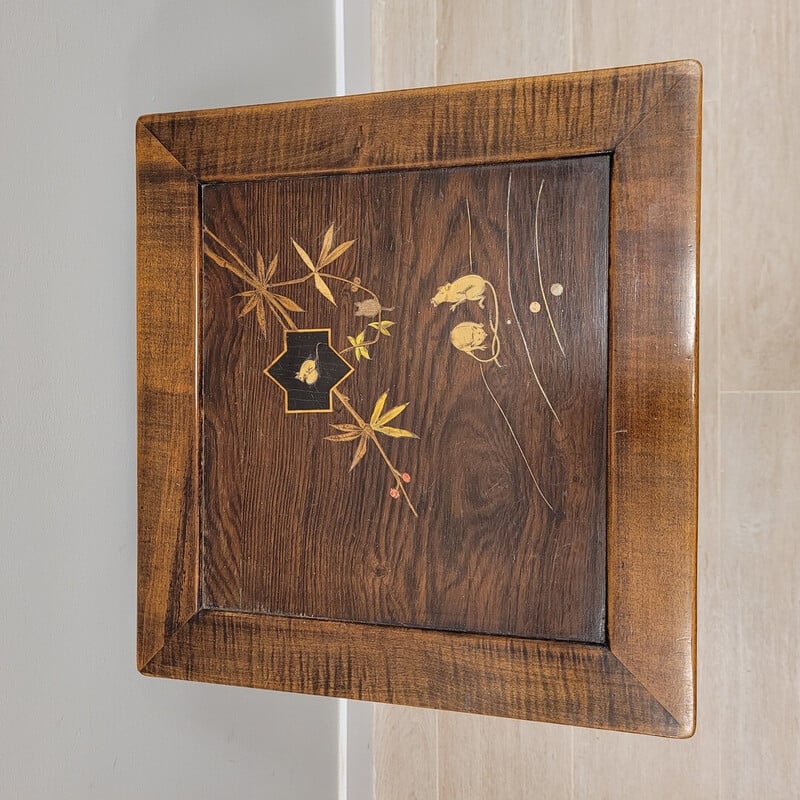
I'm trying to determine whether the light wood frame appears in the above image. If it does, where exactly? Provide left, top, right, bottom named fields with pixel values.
left=137, top=60, right=701, bottom=737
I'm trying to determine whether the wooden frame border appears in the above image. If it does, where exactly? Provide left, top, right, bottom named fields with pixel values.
left=137, top=61, right=701, bottom=737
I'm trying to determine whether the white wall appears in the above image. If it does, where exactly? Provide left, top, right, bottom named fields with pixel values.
left=0, top=2, right=346, bottom=797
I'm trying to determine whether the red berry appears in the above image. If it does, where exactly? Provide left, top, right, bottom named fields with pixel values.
left=401, top=473, right=411, bottom=483
left=389, top=487, right=400, bottom=498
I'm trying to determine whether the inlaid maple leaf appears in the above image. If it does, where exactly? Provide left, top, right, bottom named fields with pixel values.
left=203, top=234, right=304, bottom=335
left=324, top=391, right=417, bottom=473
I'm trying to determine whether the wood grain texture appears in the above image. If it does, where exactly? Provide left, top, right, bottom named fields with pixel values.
left=429, top=6, right=578, bottom=790
left=201, top=158, right=609, bottom=643
left=136, top=123, right=200, bottom=669
left=719, top=393, right=800, bottom=799
left=606, top=70, right=701, bottom=730
left=719, top=0, right=800, bottom=390
left=139, top=62, right=690, bottom=183
left=143, top=610, right=683, bottom=736
left=137, top=61, right=700, bottom=736
left=571, top=98, right=722, bottom=799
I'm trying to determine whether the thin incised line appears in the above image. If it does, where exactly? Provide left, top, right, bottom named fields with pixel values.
left=534, top=180, right=565, bottom=356
left=505, top=172, right=561, bottom=424
left=480, top=365, right=553, bottom=512
left=466, top=198, right=473, bottom=271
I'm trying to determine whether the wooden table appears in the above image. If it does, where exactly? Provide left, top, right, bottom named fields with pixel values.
left=137, top=60, right=700, bottom=737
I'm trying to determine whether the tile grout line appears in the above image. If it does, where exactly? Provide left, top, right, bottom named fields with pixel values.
left=337, top=698, right=347, bottom=800
left=720, top=389, right=800, bottom=394
left=568, top=0, right=574, bottom=72
left=570, top=728, right=575, bottom=800
left=435, top=711, right=440, bottom=800
left=432, top=0, right=438, bottom=86
left=716, top=6, right=723, bottom=797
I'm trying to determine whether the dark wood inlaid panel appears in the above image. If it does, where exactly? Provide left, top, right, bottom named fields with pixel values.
left=201, top=156, right=609, bottom=643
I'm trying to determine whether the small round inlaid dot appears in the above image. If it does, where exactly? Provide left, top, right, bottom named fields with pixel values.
left=529, top=301, right=541, bottom=313
left=549, top=283, right=564, bottom=297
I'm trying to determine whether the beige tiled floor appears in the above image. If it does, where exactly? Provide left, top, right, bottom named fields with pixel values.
left=719, top=0, right=800, bottom=390
left=719, top=392, right=800, bottom=798
left=436, top=1, right=571, bottom=82
left=375, top=705, right=438, bottom=800
left=371, top=0, right=436, bottom=89
left=372, top=1, right=799, bottom=797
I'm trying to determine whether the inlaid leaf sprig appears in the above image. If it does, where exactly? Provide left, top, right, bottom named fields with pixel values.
left=326, top=391, right=418, bottom=467
left=344, top=317, right=396, bottom=361
left=291, top=225, right=355, bottom=306
left=204, top=224, right=419, bottom=516
left=347, top=330, right=371, bottom=361
left=369, top=320, right=395, bottom=336
left=325, top=392, right=418, bottom=508
left=203, top=230, right=304, bottom=334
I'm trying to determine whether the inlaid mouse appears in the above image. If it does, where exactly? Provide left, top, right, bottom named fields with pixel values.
left=449, top=321, right=488, bottom=354
left=295, top=342, right=322, bottom=385
left=430, top=274, right=487, bottom=311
